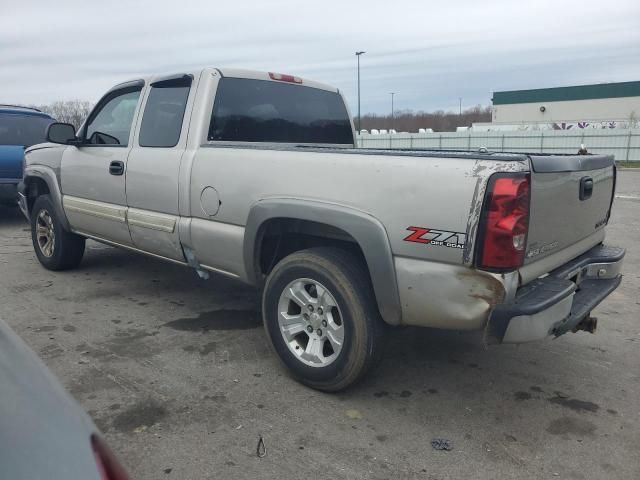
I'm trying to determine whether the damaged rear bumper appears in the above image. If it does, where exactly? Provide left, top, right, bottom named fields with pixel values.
left=488, top=244, right=624, bottom=343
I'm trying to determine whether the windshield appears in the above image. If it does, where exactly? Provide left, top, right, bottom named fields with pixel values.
left=0, top=113, right=54, bottom=147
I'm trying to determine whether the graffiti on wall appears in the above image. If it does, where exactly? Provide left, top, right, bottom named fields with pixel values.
left=551, top=120, right=633, bottom=130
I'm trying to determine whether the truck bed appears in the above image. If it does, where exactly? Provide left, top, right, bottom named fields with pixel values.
left=202, top=142, right=528, bottom=160
left=202, top=142, right=612, bottom=165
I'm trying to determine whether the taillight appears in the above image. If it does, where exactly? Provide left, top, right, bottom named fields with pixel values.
left=477, top=173, right=530, bottom=270
left=268, top=72, right=303, bottom=84
left=92, top=435, right=130, bottom=480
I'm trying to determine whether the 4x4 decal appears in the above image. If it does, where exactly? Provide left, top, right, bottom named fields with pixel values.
left=404, top=226, right=466, bottom=249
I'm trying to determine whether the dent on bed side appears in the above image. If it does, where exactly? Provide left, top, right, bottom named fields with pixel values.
left=456, top=269, right=506, bottom=306
left=395, top=257, right=507, bottom=330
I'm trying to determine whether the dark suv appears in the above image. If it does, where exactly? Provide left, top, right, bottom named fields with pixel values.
left=0, top=105, right=54, bottom=205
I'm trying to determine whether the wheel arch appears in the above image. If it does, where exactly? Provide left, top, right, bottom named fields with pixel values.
left=244, top=199, right=402, bottom=325
left=22, top=166, right=70, bottom=230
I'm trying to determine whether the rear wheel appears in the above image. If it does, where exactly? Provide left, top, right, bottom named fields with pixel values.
left=262, top=247, right=383, bottom=391
left=31, top=195, right=85, bottom=271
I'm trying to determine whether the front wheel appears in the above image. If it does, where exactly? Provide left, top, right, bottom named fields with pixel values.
left=262, top=247, right=383, bottom=392
left=31, top=195, right=85, bottom=271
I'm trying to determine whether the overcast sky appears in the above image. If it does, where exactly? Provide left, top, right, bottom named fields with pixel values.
left=2, top=0, right=639, bottom=114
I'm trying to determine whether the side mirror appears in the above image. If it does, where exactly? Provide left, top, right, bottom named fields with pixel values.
left=46, top=123, right=77, bottom=145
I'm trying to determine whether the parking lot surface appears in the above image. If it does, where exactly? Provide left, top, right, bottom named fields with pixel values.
left=1, top=171, right=639, bottom=480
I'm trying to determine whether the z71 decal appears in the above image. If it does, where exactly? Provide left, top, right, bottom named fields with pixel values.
left=404, top=226, right=466, bottom=249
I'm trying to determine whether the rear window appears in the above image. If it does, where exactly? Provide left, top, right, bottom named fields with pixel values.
left=208, top=78, right=353, bottom=145
left=0, top=113, right=53, bottom=147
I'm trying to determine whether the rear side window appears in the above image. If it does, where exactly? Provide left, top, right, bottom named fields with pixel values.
left=139, top=76, right=191, bottom=147
left=208, top=78, right=354, bottom=145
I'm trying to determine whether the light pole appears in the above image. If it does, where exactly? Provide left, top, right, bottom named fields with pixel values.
left=390, top=92, right=395, bottom=130
left=459, top=97, right=462, bottom=116
left=355, top=51, right=365, bottom=132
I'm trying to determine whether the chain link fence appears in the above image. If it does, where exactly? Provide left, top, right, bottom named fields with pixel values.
left=356, top=128, right=640, bottom=164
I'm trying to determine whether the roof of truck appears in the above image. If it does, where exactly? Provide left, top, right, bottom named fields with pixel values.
left=216, top=68, right=339, bottom=93
left=112, top=68, right=339, bottom=94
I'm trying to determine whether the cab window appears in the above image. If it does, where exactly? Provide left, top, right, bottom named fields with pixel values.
left=208, top=78, right=354, bottom=145
left=139, top=76, right=192, bottom=148
left=85, top=89, right=141, bottom=146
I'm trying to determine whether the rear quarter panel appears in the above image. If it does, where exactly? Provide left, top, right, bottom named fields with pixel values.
left=190, top=147, right=529, bottom=266
left=188, top=145, right=528, bottom=329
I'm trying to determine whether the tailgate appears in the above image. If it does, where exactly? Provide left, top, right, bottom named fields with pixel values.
left=521, top=154, right=615, bottom=284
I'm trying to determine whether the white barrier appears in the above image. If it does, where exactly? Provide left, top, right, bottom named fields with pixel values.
left=356, top=128, right=640, bottom=162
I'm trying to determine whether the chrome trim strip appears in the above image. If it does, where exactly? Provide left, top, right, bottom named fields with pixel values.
left=63, top=196, right=127, bottom=223
left=128, top=208, right=176, bottom=233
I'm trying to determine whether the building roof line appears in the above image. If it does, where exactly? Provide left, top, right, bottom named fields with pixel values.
left=492, top=81, right=640, bottom=105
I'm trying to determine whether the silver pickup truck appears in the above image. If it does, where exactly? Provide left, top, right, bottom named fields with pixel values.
left=19, top=67, right=624, bottom=391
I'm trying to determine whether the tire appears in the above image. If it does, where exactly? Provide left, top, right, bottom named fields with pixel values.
left=262, top=247, right=383, bottom=392
left=31, top=194, right=85, bottom=271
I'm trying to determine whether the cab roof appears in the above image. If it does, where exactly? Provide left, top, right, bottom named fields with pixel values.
left=215, top=68, right=339, bottom=93
left=115, top=67, right=339, bottom=94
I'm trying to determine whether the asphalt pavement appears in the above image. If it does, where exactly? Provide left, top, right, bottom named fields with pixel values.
left=0, top=171, right=638, bottom=480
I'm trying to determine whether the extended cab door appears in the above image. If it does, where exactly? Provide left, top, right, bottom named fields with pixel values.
left=60, top=81, right=144, bottom=246
left=125, top=74, right=194, bottom=261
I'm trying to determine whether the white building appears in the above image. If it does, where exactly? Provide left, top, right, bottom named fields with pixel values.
left=485, top=81, right=640, bottom=130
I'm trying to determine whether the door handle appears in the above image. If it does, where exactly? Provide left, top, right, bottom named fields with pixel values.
left=109, top=161, right=125, bottom=176
left=579, top=176, right=593, bottom=200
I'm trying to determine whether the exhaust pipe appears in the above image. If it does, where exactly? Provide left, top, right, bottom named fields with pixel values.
left=573, top=316, right=598, bottom=334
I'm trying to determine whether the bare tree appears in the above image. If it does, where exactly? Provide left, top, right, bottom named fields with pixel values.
left=33, top=100, right=93, bottom=130
left=359, top=105, right=492, bottom=132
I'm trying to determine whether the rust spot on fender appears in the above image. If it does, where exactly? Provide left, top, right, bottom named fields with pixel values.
left=456, top=270, right=505, bottom=307
left=470, top=293, right=499, bottom=305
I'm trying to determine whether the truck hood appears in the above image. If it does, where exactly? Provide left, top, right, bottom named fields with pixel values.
left=0, top=145, right=24, bottom=180
left=24, top=142, right=64, bottom=155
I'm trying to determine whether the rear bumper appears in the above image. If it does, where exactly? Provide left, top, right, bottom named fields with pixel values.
left=488, top=244, right=624, bottom=343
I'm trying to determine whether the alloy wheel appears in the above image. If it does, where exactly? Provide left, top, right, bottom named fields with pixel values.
left=277, top=278, right=345, bottom=367
left=36, top=209, right=55, bottom=258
